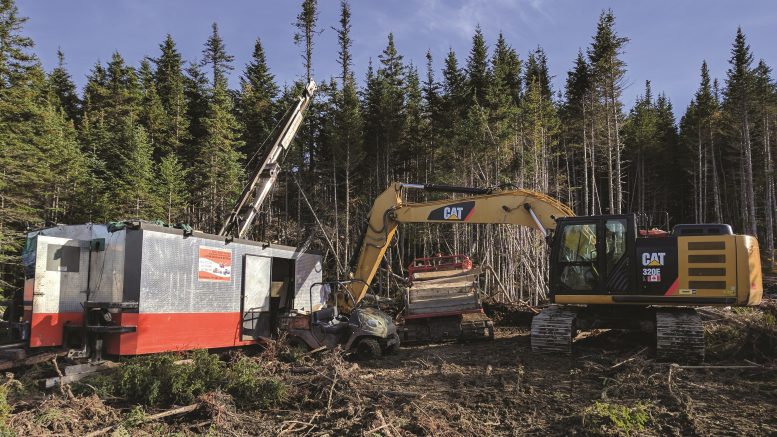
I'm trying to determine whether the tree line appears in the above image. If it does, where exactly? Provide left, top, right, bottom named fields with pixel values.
left=0, top=0, right=774, bottom=301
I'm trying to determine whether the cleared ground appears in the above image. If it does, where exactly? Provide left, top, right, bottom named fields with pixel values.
left=5, top=299, right=777, bottom=436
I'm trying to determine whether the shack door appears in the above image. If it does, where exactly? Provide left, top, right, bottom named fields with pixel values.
left=242, top=255, right=272, bottom=339
left=29, top=236, right=91, bottom=347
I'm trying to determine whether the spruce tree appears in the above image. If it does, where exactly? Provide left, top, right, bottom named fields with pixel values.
left=623, top=81, right=657, bottom=213
left=0, top=0, right=46, bottom=292
left=200, top=22, right=234, bottom=87
left=138, top=59, right=168, bottom=159
left=520, top=54, right=560, bottom=192
left=0, top=0, right=34, bottom=88
left=561, top=51, right=593, bottom=213
left=525, top=47, right=552, bottom=100
left=723, top=27, right=757, bottom=236
left=82, top=61, right=108, bottom=115
left=294, top=0, right=318, bottom=83
left=48, top=48, right=80, bottom=123
left=489, top=33, right=521, bottom=108
left=115, top=122, right=159, bottom=219
left=100, top=53, right=142, bottom=180
left=485, top=34, right=521, bottom=175
left=375, top=33, right=405, bottom=184
left=752, top=59, right=776, bottom=257
left=403, top=64, right=424, bottom=171
left=588, top=9, right=628, bottom=214
left=440, top=48, right=465, bottom=157
left=194, top=80, right=244, bottom=232
left=157, top=154, right=189, bottom=223
left=466, top=25, right=489, bottom=105
left=332, top=0, right=364, bottom=263
left=238, top=38, right=279, bottom=159
left=40, top=85, right=89, bottom=224
left=335, top=0, right=352, bottom=84
left=153, top=34, right=189, bottom=155
left=183, top=62, right=209, bottom=161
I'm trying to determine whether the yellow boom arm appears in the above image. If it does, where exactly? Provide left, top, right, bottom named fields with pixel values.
left=339, top=182, right=575, bottom=312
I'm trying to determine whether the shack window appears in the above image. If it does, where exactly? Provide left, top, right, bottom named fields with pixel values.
left=46, top=244, right=80, bottom=273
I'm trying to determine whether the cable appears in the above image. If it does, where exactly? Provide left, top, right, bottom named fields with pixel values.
left=242, top=104, right=295, bottom=172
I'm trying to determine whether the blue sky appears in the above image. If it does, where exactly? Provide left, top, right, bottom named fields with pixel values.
left=18, top=0, right=777, bottom=116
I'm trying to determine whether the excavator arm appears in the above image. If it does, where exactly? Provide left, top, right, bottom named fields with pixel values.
left=339, top=182, right=575, bottom=312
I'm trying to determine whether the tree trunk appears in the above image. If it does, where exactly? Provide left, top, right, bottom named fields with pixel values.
left=763, top=114, right=775, bottom=259
left=742, top=110, right=758, bottom=237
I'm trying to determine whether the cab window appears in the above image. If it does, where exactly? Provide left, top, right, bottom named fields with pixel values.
left=605, top=219, right=627, bottom=273
left=557, top=223, right=599, bottom=290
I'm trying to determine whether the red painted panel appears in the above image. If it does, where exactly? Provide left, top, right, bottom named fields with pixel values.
left=30, top=312, right=83, bottom=347
left=106, top=312, right=257, bottom=355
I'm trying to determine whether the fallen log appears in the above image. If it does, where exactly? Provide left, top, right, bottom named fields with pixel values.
left=83, top=403, right=199, bottom=437
left=673, top=365, right=762, bottom=370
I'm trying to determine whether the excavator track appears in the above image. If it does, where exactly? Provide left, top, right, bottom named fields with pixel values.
left=655, top=308, right=705, bottom=363
left=531, top=305, right=579, bottom=354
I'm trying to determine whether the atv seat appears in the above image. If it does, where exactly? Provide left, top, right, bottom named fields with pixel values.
left=320, top=320, right=348, bottom=334
left=313, top=306, right=338, bottom=325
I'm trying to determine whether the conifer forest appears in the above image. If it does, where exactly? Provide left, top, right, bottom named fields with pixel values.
left=1, top=1, right=776, bottom=301
left=1, top=1, right=777, bottom=435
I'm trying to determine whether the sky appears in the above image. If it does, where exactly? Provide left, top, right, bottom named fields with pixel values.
left=17, top=0, right=777, bottom=117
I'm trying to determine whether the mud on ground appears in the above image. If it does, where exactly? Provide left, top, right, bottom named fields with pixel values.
left=4, top=302, right=777, bottom=436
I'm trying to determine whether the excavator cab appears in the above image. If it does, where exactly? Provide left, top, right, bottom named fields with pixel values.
left=549, top=214, right=636, bottom=297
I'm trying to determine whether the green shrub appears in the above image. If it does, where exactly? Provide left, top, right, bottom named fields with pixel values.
left=584, top=401, right=649, bottom=435
left=88, top=350, right=285, bottom=410
left=73, top=372, right=115, bottom=398
left=123, top=406, right=145, bottom=428
left=115, top=350, right=226, bottom=406
left=225, top=356, right=287, bottom=409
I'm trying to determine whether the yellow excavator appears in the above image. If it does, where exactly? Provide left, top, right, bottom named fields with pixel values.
left=339, top=182, right=763, bottom=362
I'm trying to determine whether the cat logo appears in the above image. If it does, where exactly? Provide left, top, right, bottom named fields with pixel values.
left=427, top=201, right=475, bottom=222
left=641, top=252, right=666, bottom=267
left=443, top=207, right=464, bottom=220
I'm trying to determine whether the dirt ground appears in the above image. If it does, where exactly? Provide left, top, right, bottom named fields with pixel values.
left=5, top=299, right=777, bottom=436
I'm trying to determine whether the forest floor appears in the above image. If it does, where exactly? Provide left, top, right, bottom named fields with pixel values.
left=4, top=285, right=777, bottom=436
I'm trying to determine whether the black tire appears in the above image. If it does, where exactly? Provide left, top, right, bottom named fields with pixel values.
left=356, top=337, right=382, bottom=360
left=287, top=337, right=311, bottom=353
left=384, top=336, right=401, bottom=355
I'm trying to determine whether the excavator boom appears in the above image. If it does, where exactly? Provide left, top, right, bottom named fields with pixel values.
left=341, top=182, right=575, bottom=311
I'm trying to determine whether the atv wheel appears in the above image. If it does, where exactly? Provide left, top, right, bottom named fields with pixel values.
left=287, top=337, right=311, bottom=353
left=383, top=336, right=401, bottom=355
left=356, top=338, right=382, bottom=360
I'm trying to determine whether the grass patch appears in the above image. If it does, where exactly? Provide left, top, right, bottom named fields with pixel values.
left=583, top=401, right=649, bottom=435
left=0, top=376, right=22, bottom=436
